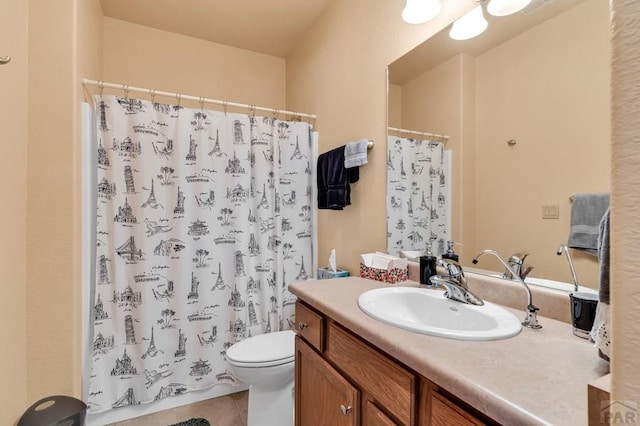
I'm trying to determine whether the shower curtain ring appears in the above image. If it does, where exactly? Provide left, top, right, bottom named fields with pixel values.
left=199, top=97, right=205, bottom=111
left=149, top=89, right=156, bottom=104
left=176, top=93, right=182, bottom=107
left=98, top=81, right=104, bottom=99
left=123, top=85, right=130, bottom=100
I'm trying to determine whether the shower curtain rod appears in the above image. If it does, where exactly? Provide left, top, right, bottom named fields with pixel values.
left=388, top=126, right=449, bottom=142
left=82, top=78, right=317, bottom=121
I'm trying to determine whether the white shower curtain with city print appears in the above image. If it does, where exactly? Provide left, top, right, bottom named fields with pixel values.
left=387, top=135, right=448, bottom=256
left=88, top=94, right=312, bottom=413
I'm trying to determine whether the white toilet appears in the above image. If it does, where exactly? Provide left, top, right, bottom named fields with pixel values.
left=226, top=330, right=295, bottom=426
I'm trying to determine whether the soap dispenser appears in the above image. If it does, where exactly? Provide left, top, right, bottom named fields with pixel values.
left=419, top=243, right=438, bottom=285
left=441, top=241, right=459, bottom=262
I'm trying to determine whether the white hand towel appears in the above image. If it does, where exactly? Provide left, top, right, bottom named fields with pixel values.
left=344, top=139, right=369, bottom=168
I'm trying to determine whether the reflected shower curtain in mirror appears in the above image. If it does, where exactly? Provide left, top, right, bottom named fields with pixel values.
left=387, top=135, right=448, bottom=256
left=88, top=95, right=312, bottom=413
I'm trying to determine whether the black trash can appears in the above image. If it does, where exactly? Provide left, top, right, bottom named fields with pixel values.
left=18, top=395, right=87, bottom=426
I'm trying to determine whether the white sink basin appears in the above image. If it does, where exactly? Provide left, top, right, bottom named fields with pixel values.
left=358, top=287, right=522, bottom=341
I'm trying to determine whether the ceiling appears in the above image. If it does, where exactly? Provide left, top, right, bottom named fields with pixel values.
left=100, top=0, right=333, bottom=58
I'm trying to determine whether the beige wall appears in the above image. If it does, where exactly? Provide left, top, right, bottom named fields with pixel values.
left=0, top=0, right=28, bottom=422
left=287, top=0, right=477, bottom=273
left=102, top=18, right=287, bottom=109
left=474, top=0, right=609, bottom=287
left=388, top=84, right=402, bottom=128
left=26, top=0, right=103, bottom=412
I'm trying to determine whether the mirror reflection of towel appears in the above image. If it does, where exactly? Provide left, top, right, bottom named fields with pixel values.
left=567, top=193, right=610, bottom=255
left=317, top=146, right=359, bottom=210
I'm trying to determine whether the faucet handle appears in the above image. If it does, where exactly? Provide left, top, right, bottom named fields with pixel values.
left=521, top=265, right=534, bottom=280
left=508, top=252, right=529, bottom=264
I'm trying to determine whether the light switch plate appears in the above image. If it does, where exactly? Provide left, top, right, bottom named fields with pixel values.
left=542, top=204, right=560, bottom=219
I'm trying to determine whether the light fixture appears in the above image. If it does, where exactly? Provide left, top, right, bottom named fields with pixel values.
left=449, top=5, right=488, bottom=40
left=402, top=0, right=442, bottom=24
left=487, top=0, right=532, bottom=16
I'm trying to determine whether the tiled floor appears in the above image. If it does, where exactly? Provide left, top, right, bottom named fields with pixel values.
left=109, top=390, right=248, bottom=426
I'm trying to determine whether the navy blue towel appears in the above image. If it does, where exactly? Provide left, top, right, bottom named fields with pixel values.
left=317, top=146, right=359, bottom=210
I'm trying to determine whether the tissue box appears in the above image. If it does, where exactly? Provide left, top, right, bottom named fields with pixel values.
left=317, top=268, right=350, bottom=280
left=359, top=252, right=408, bottom=284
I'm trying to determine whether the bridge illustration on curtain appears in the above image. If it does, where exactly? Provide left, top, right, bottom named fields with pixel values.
left=88, top=95, right=313, bottom=413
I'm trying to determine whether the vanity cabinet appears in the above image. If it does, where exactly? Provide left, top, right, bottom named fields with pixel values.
left=295, top=336, right=359, bottom=426
left=294, top=300, right=497, bottom=426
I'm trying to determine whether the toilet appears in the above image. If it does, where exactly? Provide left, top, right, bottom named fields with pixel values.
left=226, top=330, right=296, bottom=426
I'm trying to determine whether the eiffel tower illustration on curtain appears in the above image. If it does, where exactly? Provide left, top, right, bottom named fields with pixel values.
left=212, top=263, right=228, bottom=290
left=142, top=179, right=161, bottom=209
left=290, top=136, right=305, bottom=160
left=296, top=256, right=310, bottom=281
left=257, top=184, right=269, bottom=209
left=208, top=130, right=224, bottom=157
left=141, top=327, right=163, bottom=359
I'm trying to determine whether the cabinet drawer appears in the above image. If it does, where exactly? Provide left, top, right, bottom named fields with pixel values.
left=295, top=301, right=324, bottom=352
left=326, top=322, right=415, bottom=426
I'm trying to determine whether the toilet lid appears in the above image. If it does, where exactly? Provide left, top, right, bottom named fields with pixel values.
left=226, top=330, right=295, bottom=366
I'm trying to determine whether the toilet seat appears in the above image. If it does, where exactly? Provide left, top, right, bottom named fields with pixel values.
left=226, top=330, right=295, bottom=368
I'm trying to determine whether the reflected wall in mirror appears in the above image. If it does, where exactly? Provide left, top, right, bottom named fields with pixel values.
left=387, top=0, right=610, bottom=288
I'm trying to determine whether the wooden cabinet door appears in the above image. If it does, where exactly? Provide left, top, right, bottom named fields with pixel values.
left=295, top=336, right=359, bottom=426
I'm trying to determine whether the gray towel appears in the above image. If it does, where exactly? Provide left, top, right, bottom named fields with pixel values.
left=344, top=139, right=369, bottom=168
left=598, top=208, right=610, bottom=304
left=567, top=193, right=610, bottom=255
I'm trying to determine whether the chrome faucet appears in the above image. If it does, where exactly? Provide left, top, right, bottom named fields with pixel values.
left=503, top=252, right=534, bottom=281
left=472, top=250, right=542, bottom=329
left=556, top=244, right=579, bottom=292
left=424, top=258, right=484, bottom=306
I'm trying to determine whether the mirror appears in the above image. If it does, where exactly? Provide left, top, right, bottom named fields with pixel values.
left=387, top=0, right=610, bottom=288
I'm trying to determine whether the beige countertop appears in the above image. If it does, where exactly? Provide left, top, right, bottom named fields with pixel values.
left=289, top=276, right=609, bottom=426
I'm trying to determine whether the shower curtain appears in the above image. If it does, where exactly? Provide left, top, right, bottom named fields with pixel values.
left=88, top=95, right=313, bottom=413
left=387, top=135, right=448, bottom=256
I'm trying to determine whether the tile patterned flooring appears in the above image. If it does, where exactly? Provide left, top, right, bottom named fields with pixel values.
left=109, top=390, right=248, bottom=426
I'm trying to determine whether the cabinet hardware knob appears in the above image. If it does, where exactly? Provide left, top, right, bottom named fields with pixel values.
left=340, top=404, right=352, bottom=416
left=298, top=322, right=308, bottom=330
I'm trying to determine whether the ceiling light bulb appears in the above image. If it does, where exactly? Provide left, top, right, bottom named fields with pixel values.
left=449, top=5, right=488, bottom=41
left=487, top=0, right=532, bottom=16
left=402, top=0, right=442, bottom=24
